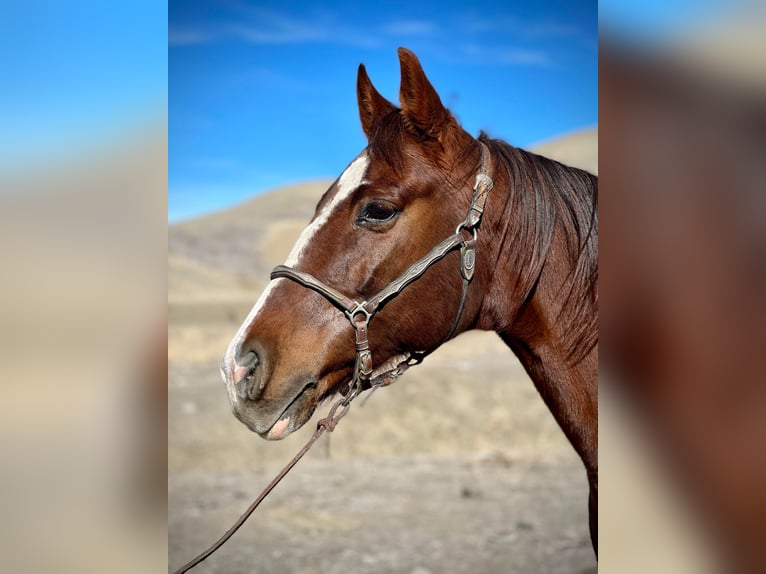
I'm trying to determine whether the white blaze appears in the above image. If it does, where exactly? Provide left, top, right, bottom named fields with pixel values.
left=222, top=152, right=369, bottom=383
left=285, top=152, right=369, bottom=266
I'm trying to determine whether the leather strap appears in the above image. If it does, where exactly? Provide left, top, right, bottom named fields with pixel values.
left=271, top=266, right=357, bottom=314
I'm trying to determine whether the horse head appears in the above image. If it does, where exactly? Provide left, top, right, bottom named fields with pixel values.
left=221, top=48, right=492, bottom=439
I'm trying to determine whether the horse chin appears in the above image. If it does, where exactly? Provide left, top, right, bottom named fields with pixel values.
left=261, top=369, right=351, bottom=441
left=259, top=385, right=319, bottom=441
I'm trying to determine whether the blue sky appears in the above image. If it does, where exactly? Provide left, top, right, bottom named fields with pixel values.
left=169, top=0, right=597, bottom=221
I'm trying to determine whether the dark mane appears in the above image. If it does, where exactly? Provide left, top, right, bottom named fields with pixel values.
left=478, top=132, right=598, bottom=363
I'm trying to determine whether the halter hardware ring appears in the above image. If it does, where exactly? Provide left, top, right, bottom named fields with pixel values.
left=345, top=304, right=372, bottom=326
left=455, top=222, right=478, bottom=241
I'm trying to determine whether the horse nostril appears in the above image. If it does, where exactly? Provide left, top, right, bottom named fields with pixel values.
left=240, top=350, right=259, bottom=370
left=233, top=349, right=261, bottom=400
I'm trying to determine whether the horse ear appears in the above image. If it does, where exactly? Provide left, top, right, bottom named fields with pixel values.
left=357, top=63, right=396, bottom=139
left=398, top=47, right=453, bottom=141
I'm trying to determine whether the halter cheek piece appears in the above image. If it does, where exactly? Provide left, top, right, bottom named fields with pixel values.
left=271, top=141, right=494, bottom=404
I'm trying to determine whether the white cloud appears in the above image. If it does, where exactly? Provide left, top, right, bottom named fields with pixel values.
left=223, top=5, right=379, bottom=48
left=170, top=9, right=379, bottom=49
left=225, top=8, right=329, bottom=45
left=228, top=22, right=326, bottom=45
left=495, top=48, right=552, bottom=67
left=461, top=12, right=584, bottom=39
left=521, top=21, right=583, bottom=39
left=453, top=44, right=552, bottom=68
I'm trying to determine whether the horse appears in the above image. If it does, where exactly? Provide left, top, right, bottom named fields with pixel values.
left=220, top=47, right=598, bottom=554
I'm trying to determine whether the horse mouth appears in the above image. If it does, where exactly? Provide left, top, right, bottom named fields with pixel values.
left=255, top=353, right=412, bottom=440
left=259, top=370, right=351, bottom=440
left=258, top=380, right=318, bottom=440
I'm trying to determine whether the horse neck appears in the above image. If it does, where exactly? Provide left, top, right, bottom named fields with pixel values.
left=475, top=142, right=598, bottom=463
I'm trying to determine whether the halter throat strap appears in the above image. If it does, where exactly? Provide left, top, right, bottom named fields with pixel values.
left=270, top=140, right=493, bottom=403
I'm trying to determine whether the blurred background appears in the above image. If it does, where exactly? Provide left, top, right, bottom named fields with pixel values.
left=600, top=1, right=766, bottom=573
left=0, top=2, right=167, bottom=574
left=168, top=1, right=597, bottom=573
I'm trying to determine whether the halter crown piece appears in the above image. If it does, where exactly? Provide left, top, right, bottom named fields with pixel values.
left=271, top=140, right=494, bottom=404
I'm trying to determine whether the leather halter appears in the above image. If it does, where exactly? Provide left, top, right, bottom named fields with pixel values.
left=271, top=141, right=494, bottom=404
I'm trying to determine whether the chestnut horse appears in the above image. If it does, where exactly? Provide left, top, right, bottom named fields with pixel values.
left=221, top=48, right=598, bottom=553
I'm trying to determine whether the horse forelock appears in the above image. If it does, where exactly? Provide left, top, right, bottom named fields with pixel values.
left=365, top=108, right=476, bottom=179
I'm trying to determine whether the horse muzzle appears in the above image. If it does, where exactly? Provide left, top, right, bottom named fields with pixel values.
left=221, top=339, right=269, bottom=400
left=222, top=342, right=323, bottom=440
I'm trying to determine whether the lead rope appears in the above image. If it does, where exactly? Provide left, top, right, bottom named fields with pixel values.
left=171, top=397, right=351, bottom=574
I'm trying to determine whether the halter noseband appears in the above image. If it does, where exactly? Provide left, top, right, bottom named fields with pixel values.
left=271, top=141, right=494, bottom=404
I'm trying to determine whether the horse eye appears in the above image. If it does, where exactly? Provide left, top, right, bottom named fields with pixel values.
left=358, top=200, right=399, bottom=224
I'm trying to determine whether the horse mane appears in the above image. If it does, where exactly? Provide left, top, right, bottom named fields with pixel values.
left=478, top=132, right=598, bottom=364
